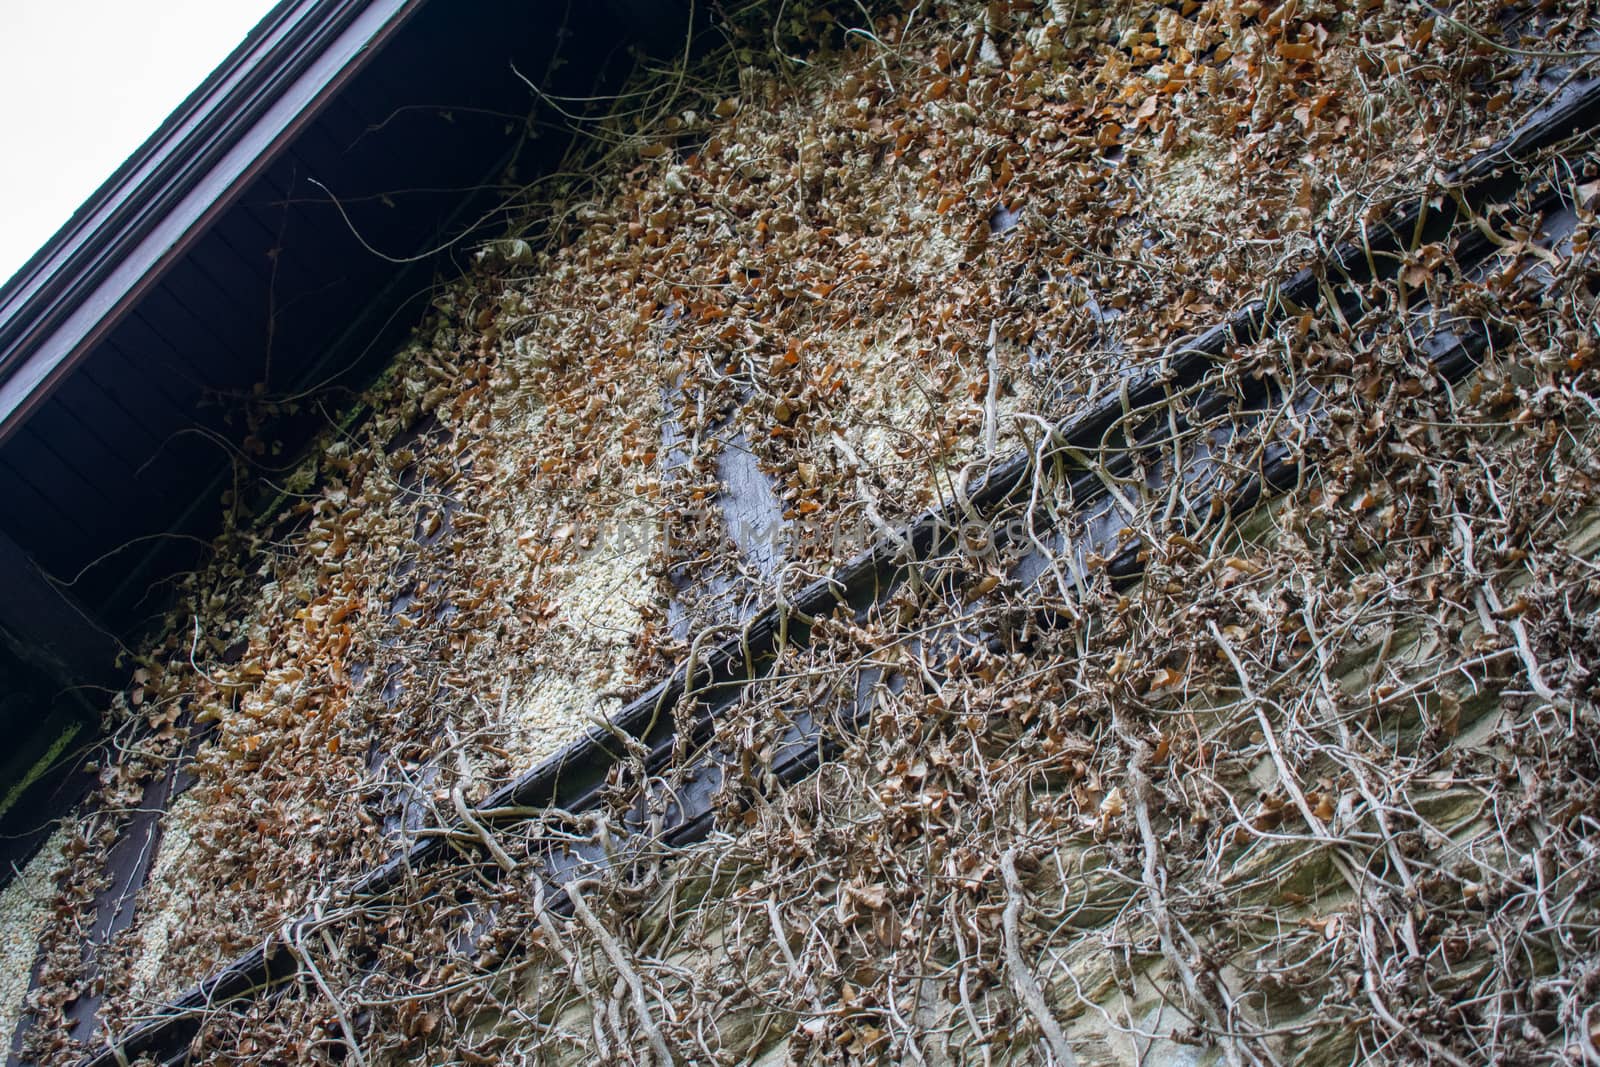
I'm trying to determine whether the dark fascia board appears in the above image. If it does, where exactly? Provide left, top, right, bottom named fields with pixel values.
left=0, top=0, right=426, bottom=446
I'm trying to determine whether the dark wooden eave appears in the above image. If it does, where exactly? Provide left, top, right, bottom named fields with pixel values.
left=0, top=0, right=422, bottom=440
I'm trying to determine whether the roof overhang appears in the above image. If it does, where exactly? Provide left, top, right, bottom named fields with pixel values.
left=0, top=0, right=422, bottom=443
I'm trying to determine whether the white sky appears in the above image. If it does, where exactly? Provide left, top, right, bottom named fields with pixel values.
left=0, top=0, right=280, bottom=288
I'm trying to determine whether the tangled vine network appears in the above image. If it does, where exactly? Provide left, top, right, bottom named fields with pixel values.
left=9, top=1, right=1600, bottom=1065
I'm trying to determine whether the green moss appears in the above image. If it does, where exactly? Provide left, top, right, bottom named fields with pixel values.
left=0, top=717, right=82, bottom=822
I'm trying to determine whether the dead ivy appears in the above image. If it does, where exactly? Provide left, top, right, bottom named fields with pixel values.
left=11, top=0, right=1600, bottom=1064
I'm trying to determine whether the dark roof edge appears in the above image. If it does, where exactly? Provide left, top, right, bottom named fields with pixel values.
left=0, top=0, right=425, bottom=444
left=0, top=0, right=298, bottom=309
